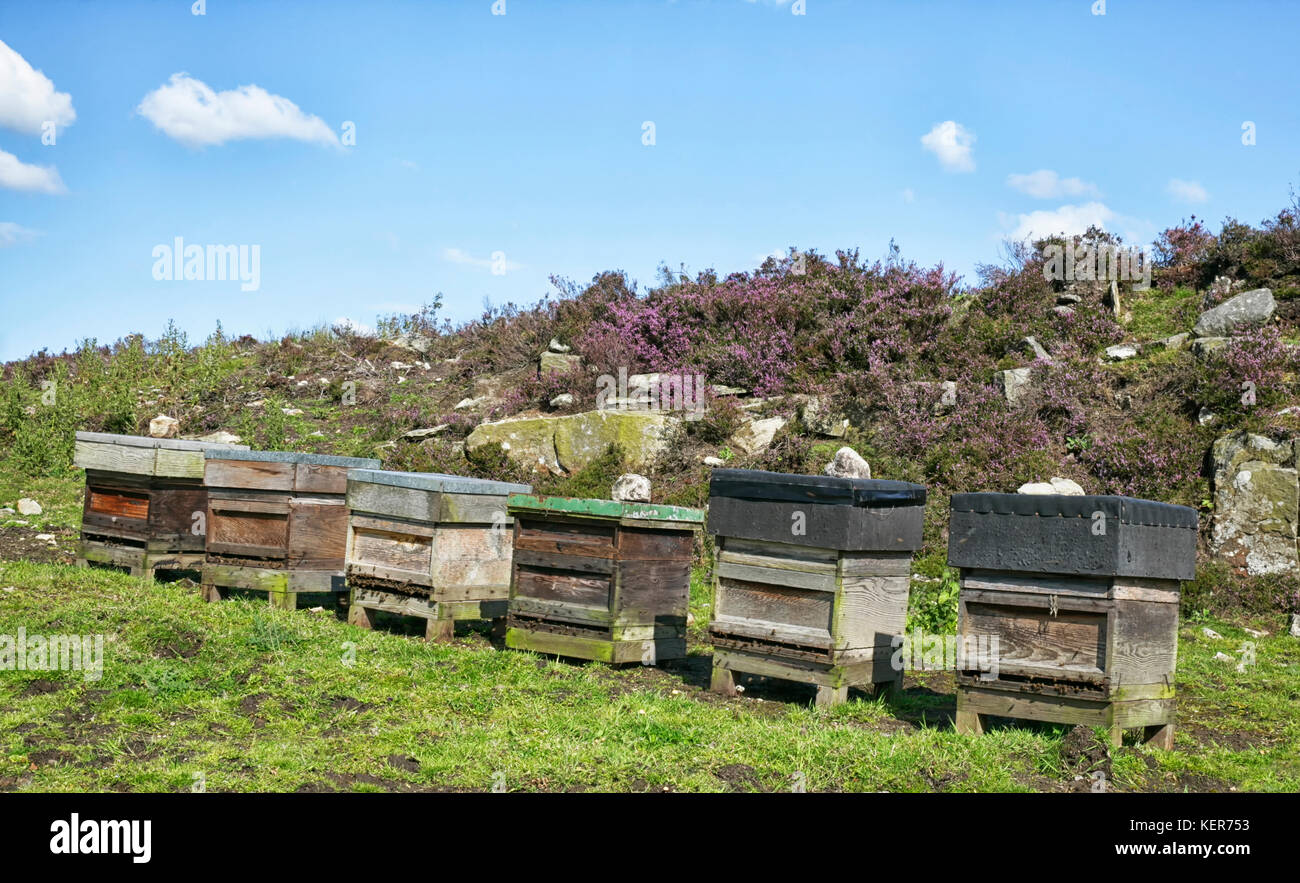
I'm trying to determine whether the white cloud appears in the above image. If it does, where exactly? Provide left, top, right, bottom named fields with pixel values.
left=1004, top=201, right=1116, bottom=241
left=0, top=148, right=65, bottom=193
left=1006, top=169, right=1098, bottom=199
left=920, top=120, right=975, bottom=172
left=1167, top=178, right=1208, bottom=203
left=0, top=221, right=41, bottom=247
left=137, top=73, right=340, bottom=147
left=0, top=39, right=75, bottom=135
left=442, top=247, right=523, bottom=272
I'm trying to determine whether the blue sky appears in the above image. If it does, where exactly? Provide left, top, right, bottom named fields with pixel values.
left=1, top=0, right=1297, bottom=362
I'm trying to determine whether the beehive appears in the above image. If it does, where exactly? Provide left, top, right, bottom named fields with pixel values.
left=706, top=469, right=926, bottom=706
left=73, top=431, right=249, bottom=577
left=344, top=469, right=532, bottom=641
left=948, top=492, right=1197, bottom=747
left=200, top=449, right=381, bottom=608
left=504, top=494, right=704, bottom=665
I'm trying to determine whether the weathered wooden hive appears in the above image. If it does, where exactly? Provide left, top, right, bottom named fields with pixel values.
left=706, top=468, right=926, bottom=706
left=504, top=494, right=704, bottom=665
left=73, top=431, right=249, bottom=577
left=948, top=492, right=1197, bottom=748
left=201, top=449, right=381, bottom=608
left=344, top=469, right=532, bottom=641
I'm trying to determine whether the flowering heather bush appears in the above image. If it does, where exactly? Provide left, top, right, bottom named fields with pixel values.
left=1196, top=325, right=1299, bottom=418
left=1153, top=217, right=1215, bottom=291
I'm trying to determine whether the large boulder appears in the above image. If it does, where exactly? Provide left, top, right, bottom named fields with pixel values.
left=149, top=414, right=179, bottom=438
left=995, top=367, right=1034, bottom=404
left=611, top=473, right=651, bottom=503
left=465, top=410, right=678, bottom=474
left=798, top=396, right=849, bottom=437
left=824, top=446, right=871, bottom=479
left=539, top=351, right=581, bottom=376
left=728, top=416, right=787, bottom=456
left=1210, top=432, right=1299, bottom=576
left=1193, top=288, right=1276, bottom=337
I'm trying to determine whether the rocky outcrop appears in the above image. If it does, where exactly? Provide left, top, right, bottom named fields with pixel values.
left=1017, top=477, right=1085, bottom=495
left=1193, top=288, right=1276, bottom=337
left=996, top=367, right=1034, bottom=404
left=1210, top=432, right=1299, bottom=576
left=728, top=416, right=787, bottom=456
left=465, top=410, right=678, bottom=473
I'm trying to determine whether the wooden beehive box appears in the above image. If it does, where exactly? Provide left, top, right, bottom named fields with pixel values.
left=706, top=469, right=927, bottom=706
left=201, top=449, right=381, bottom=608
left=505, top=494, right=704, bottom=665
left=344, top=469, right=532, bottom=641
left=948, top=492, right=1197, bottom=747
left=73, top=431, right=249, bottom=576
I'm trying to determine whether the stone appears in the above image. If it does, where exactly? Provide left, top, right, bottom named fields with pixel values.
left=1213, top=652, right=1234, bottom=663
left=1103, top=280, right=1122, bottom=317
left=0, top=508, right=13, bottom=516
left=1209, top=431, right=1298, bottom=576
left=799, top=396, right=849, bottom=437
left=824, top=446, right=871, bottom=479
left=388, top=334, right=433, bottom=356
left=1017, top=478, right=1084, bottom=496
left=1201, top=627, right=1224, bottom=640
left=1050, top=477, right=1085, bottom=495
left=149, top=414, right=179, bottom=438
left=1056, top=293, right=1082, bottom=305
left=1191, top=337, right=1230, bottom=361
left=35, top=533, right=54, bottom=542
left=1149, top=332, right=1189, bottom=351
left=1052, top=305, right=1076, bottom=319
left=908, top=381, right=958, bottom=415
left=611, top=473, right=652, bottom=503
left=466, top=410, right=679, bottom=474
left=281, top=408, right=304, bottom=416
left=1103, top=344, right=1139, bottom=361
left=1017, top=336, right=1052, bottom=362
left=1291, top=613, right=1300, bottom=638
left=1016, top=482, right=1056, bottom=495
left=402, top=425, right=449, bottom=441
left=190, top=430, right=242, bottom=445
left=1198, top=408, right=1217, bottom=426
left=702, top=456, right=725, bottom=467
left=455, top=397, right=487, bottom=411
left=995, top=367, right=1034, bottom=404
left=548, top=338, right=571, bottom=354
left=710, top=384, right=748, bottom=397
left=539, top=351, right=581, bottom=376
left=728, top=416, right=788, bottom=456
left=549, top=393, right=575, bottom=408
left=1193, top=287, right=1276, bottom=337
left=17, top=499, right=42, bottom=516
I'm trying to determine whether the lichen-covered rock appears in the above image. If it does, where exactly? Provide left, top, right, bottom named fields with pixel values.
left=1210, top=431, right=1299, bottom=576
left=466, top=415, right=563, bottom=473
left=1193, top=288, right=1276, bottom=337
left=798, top=396, right=849, bottom=437
left=611, top=473, right=651, bottom=502
left=995, top=367, right=1034, bottom=404
left=728, top=416, right=787, bottom=456
left=554, top=411, right=677, bottom=471
left=149, top=414, right=179, bottom=438
left=539, top=351, right=581, bottom=375
left=824, top=446, right=871, bottom=479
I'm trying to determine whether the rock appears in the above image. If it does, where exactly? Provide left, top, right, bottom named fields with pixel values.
left=728, top=416, right=788, bottom=456
left=296, top=380, right=310, bottom=387
left=247, top=399, right=265, bottom=408
left=548, top=338, right=571, bottom=354
left=1244, top=627, right=1268, bottom=638
left=190, top=430, right=242, bottom=445
left=1103, top=344, right=1139, bottom=361
left=0, top=508, right=13, bottom=516
left=466, top=410, right=679, bottom=474
left=402, top=425, right=449, bottom=441
left=1017, top=336, right=1052, bottom=362
left=1103, top=280, right=1122, bottom=318
left=1191, top=336, right=1230, bottom=361
left=703, top=456, right=725, bottom=467
left=35, top=533, right=54, bottom=542
left=1017, top=477, right=1084, bottom=496
left=16, top=498, right=42, bottom=516
left=1198, top=408, right=1217, bottom=427
left=799, top=396, right=849, bottom=437
left=1193, top=287, right=1276, bottom=337
left=390, top=361, right=411, bottom=371
left=149, top=414, right=179, bottom=438
left=549, top=393, right=575, bottom=408
left=281, top=408, right=304, bottom=416
left=1209, top=432, right=1298, bottom=576
left=388, top=334, right=433, bottom=356
left=1052, top=305, right=1076, bottom=319
left=710, top=384, right=748, bottom=397
left=1291, top=613, right=1300, bottom=638
left=824, top=446, right=871, bottom=479
left=1149, top=332, right=1189, bottom=351
left=1205, top=275, right=1245, bottom=308
left=995, top=367, right=1034, bottom=404
left=539, top=351, right=581, bottom=376
left=1202, top=627, right=1224, bottom=640
left=909, top=381, right=958, bottom=415
left=455, top=397, right=487, bottom=411
left=1056, top=293, right=1082, bottom=306
left=1213, top=652, right=1234, bottom=663
left=611, top=473, right=652, bottom=503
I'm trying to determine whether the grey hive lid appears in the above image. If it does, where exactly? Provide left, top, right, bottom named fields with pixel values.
left=75, top=431, right=248, bottom=452
left=204, top=449, right=381, bottom=468
left=708, top=468, right=926, bottom=508
left=348, top=469, right=531, bottom=496
left=950, top=493, right=1197, bottom=529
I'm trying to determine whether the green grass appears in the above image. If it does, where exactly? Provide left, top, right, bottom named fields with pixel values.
left=1125, top=286, right=1201, bottom=340
left=2, top=558, right=1296, bottom=793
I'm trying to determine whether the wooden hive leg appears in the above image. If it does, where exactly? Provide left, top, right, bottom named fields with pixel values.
left=1108, top=722, right=1125, bottom=749
left=815, top=685, right=848, bottom=707
left=872, top=672, right=903, bottom=700
left=268, top=590, right=296, bottom=611
left=1143, top=722, right=1175, bottom=750
left=200, top=583, right=224, bottom=603
left=709, top=663, right=737, bottom=697
left=426, top=611, right=455, bottom=643
left=347, top=600, right=375, bottom=630
left=954, top=689, right=985, bottom=736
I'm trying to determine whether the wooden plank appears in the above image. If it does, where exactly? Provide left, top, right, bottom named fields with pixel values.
left=74, top=440, right=156, bottom=475
left=716, top=560, right=835, bottom=592
left=507, top=493, right=704, bottom=525
left=508, top=597, right=616, bottom=625
left=513, top=566, right=611, bottom=609
left=346, top=479, right=439, bottom=522
left=288, top=499, right=349, bottom=569
left=1111, top=598, right=1178, bottom=686
left=617, top=526, right=695, bottom=561
left=348, top=512, right=436, bottom=539
left=87, top=489, right=149, bottom=521
left=430, top=524, right=513, bottom=591
left=835, top=571, right=909, bottom=650
left=961, top=569, right=1111, bottom=599
left=207, top=505, right=289, bottom=558
left=717, top=537, right=838, bottom=575
left=295, top=462, right=348, bottom=495
left=438, top=491, right=509, bottom=525
left=512, top=548, right=613, bottom=576
left=513, top=518, right=616, bottom=558
left=348, top=525, right=433, bottom=581
left=961, top=600, right=1107, bottom=677
left=710, top=615, right=832, bottom=649
left=205, top=458, right=295, bottom=491
left=715, top=578, right=833, bottom=633
left=153, top=447, right=207, bottom=479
